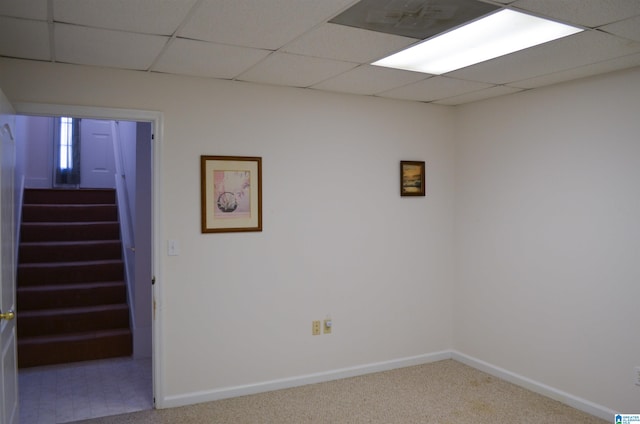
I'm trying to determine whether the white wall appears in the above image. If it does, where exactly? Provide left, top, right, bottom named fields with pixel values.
left=454, top=67, right=640, bottom=413
left=5, top=56, right=634, bottom=415
left=113, top=119, right=153, bottom=358
left=116, top=120, right=137, bottom=228
left=134, top=122, right=153, bottom=359
left=0, top=59, right=455, bottom=402
left=16, top=116, right=53, bottom=188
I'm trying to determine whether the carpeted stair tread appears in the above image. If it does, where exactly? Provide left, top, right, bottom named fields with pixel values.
left=17, top=281, right=127, bottom=310
left=18, top=259, right=124, bottom=286
left=20, top=303, right=129, bottom=317
left=18, top=280, right=125, bottom=292
left=24, top=203, right=116, bottom=208
left=20, top=221, right=121, bottom=242
left=18, top=258, right=124, bottom=271
left=22, top=203, right=118, bottom=222
left=19, top=240, right=122, bottom=263
left=18, top=328, right=132, bottom=344
left=17, top=328, right=132, bottom=368
left=23, top=188, right=116, bottom=205
left=18, top=303, right=130, bottom=338
left=19, top=258, right=123, bottom=266
left=19, top=240, right=120, bottom=247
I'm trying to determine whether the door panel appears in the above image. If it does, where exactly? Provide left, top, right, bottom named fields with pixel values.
left=0, top=328, right=17, bottom=424
left=0, top=116, right=18, bottom=424
left=80, top=119, right=116, bottom=189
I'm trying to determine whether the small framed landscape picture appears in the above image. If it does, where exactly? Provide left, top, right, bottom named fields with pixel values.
left=201, top=155, right=262, bottom=233
left=400, top=160, right=425, bottom=197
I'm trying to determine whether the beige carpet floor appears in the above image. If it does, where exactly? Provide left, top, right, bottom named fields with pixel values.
left=72, top=359, right=607, bottom=424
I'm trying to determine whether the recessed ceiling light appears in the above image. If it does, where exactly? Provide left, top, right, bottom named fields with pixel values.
left=372, top=9, right=583, bottom=75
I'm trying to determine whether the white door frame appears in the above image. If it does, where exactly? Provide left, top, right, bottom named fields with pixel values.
left=14, top=102, right=165, bottom=408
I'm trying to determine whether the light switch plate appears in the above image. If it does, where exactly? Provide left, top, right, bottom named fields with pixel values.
left=167, top=239, right=180, bottom=256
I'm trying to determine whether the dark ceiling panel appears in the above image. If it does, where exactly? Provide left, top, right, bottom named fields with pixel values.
left=330, top=0, right=499, bottom=39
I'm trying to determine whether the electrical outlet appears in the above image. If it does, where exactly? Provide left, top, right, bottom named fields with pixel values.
left=635, top=366, right=640, bottom=386
left=312, top=320, right=321, bottom=336
left=323, top=319, right=332, bottom=334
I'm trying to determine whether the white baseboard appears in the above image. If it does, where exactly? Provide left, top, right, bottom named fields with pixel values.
left=161, top=350, right=452, bottom=408
left=450, top=351, right=616, bottom=421
left=161, top=349, right=616, bottom=421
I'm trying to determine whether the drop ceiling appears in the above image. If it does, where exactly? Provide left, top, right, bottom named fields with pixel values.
left=0, top=0, right=639, bottom=106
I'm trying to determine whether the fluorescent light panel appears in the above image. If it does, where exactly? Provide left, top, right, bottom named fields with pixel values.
left=372, top=9, right=583, bottom=75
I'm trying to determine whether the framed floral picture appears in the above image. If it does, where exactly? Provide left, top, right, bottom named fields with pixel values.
left=400, top=160, right=425, bottom=197
left=200, top=156, right=262, bottom=233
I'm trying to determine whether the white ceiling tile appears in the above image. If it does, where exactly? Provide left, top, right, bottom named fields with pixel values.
left=507, top=52, right=640, bottom=89
left=55, top=24, right=167, bottom=70
left=237, top=52, right=357, bottom=88
left=282, top=23, right=418, bottom=63
left=433, top=85, right=524, bottom=106
left=378, top=76, right=492, bottom=102
left=0, top=17, right=50, bottom=60
left=1, top=0, right=637, bottom=104
left=0, top=0, right=47, bottom=20
left=512, top=0, right=640, bottom=27
left=448, top=30, right=640, bottom=84
left=153, top=38, right=270, bottom=79
left=179, top=0, right=358, bottom=50
left=600, top=15, right=640, bottom=42
left=311, top=65, right=428, bottom=95
left=53, top=0, right=198, bottom=35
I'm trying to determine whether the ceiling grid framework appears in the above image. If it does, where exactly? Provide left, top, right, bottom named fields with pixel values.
left=0, top=0, right=639, bottom=105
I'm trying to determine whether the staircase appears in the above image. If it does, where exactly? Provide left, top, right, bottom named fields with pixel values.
left=17, top=188, right=132, bottom=368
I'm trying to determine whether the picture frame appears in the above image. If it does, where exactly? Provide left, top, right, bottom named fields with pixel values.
left=201, top=155, right=262, bottom=233
left=400, top=160, right=425, bottom=197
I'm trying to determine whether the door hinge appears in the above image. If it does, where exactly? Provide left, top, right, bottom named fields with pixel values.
left=152, top=276, right=156, bottom=285
left=151, top=133, right=155, bottom=140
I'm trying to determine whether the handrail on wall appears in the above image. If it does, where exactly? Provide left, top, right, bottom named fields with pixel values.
left=112, top=121, right=137, bottom=334
left=2, top=123, right=14, bottom=141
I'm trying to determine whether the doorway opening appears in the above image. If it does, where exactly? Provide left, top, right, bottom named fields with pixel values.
left=13, top=104, right=161, bottom=423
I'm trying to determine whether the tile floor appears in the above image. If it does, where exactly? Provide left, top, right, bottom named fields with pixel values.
left=19, top=357, right=153, bottom=424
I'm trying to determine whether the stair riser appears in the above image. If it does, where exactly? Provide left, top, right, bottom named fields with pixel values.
left=19, top=241, right=122, bottom=263
left=18, top=332, right=132, bottom=368
left=18, top=261, right=124, bottom=285
left=22, top=204, right=118, bottom=222
left=21, top=222, right=120, bottom=242
left=24, top=189, right=116, bottom=205
left=18, top=306, right=130, bottom=338
left=18, top=283, right=127, bottom=310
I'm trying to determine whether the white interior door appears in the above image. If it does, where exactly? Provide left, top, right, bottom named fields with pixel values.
left=0, top=119, right=18, bottom=424
left=80, top=119, right=116, bottom=189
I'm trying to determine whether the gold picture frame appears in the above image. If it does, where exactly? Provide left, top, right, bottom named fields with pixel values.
left=201, top=155, right=262, bottom=233
left=400, top=160, right=425, bottom=197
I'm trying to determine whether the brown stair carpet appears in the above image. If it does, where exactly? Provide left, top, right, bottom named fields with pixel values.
left=17, top=188, right=132, bottom=368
